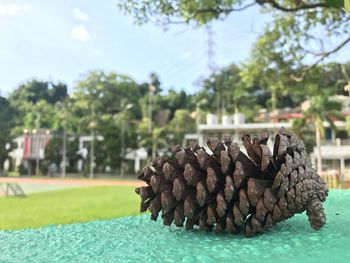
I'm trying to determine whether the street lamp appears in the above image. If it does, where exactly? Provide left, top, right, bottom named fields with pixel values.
left=34, top=111, right=41, bottom=176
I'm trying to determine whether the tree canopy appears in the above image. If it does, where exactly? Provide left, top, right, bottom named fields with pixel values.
left=3, top=62, right=350, bottom=175
left=10, top=80, right=67, bottom=105
left=0, top=96, right=16, bottom=172
left=9, top=80, right=68, bottom=134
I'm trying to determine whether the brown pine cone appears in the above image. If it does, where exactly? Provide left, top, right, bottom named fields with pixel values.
left=135, top=128, right=328, bottom=237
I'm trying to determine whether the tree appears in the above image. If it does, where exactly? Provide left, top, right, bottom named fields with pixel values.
left=149, top=72, right=162, bottom=93
left=72, top=71, right=142, bottom=130
left=44, top=136, right=62, bottom=169
left=241, top=59, right=350, bottom=112
left=169, top=109, right=196, bottom=143
left=200, top=64, right=256, bottom=117
left=10, top=80, right=67, bottom=105
left=137, top=117, right=168, bottom=159
left=292, top=92, right=342, bottom=173
left=163, top=89, right=194, bottom=118
left=137, top=75, right=195, bottom=159
left=0, top=96, right=16, bottom=174
left=44, top=135, right=81, bottom=175
left=71, top=71, right=143, bottom=172
left=119, top=1, right=350, bottom=79
left=9, top=80, right=68, bottom=134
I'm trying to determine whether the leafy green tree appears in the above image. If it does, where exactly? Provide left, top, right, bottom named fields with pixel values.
left=137, top=117, right=168, bottom=159
left=241, top=59, right=350, bottom=111
left=293, top=91, right=342, bottom=173
left=240, top=30, right=298, bottom=111
left=0, top=96, right=16, bottom=174
left=44, top=135, right=81, bottom=174
left=150, top=72, right=162, bottom=93
left=44, top=136, right=62, bottom=169
left=65, top=138, right=81, bottom=172
left=291, top=62, right=350, bottom=106
left=137, top=75, right=194, bottom=158
left=9, top=80, right=68, bottom=134
left=200, top=64, right=256, bottom=117
left=71, top=71, right=143, bottom=171
left=10, top=80, right=67, bottom=105
left=72, top=71, right=142, bottom=130
left=169, top=109, right=196, bottom=143
left=139, top=88, right=193, bottom=124
left=163, top=89, right=195, bottom=118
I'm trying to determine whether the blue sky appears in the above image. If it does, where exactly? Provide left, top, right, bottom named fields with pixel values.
left=0, top=1, right=349, bottom=97
left=0, top=0, right=269, bottom=96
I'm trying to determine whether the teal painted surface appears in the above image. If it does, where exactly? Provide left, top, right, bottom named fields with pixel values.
left=0, top=190, right=349, bottom=263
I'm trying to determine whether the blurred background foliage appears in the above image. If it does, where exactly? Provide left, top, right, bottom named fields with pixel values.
left=1, top=0, right=350, bottom=175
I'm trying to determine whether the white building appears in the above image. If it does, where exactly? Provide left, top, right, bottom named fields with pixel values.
left=9, top=131, right=50, bottom=174
left=9, top=133, right=148, bottom=175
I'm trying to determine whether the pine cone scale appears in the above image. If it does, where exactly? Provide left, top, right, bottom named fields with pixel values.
left=136, top=128, right=328, bottom=236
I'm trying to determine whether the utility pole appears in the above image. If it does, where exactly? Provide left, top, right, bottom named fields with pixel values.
left=120, top=118, right=125, bottom=178
left=34, top=112, right=41, bottom=176
left=89, top=121, right=96, bottom=179
left=62, top=121, right=67, bottom=178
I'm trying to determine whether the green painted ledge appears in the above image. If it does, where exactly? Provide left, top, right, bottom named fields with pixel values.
left=0, top=190, right=349, bottom=263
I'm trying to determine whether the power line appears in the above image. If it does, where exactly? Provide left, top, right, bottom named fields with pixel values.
left=162, top=56, right=207, bottom=83
left=158, top=48, right=204, bottom=76
left=160, top=50, right=206, bottom=79
left=152, top=29, right=206, bottom=74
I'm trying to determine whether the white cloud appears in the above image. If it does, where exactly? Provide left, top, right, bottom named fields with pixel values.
left=72, top=8, right=88, bottom=21
left=71, top=25, right=91, bottom=42
left=0, top=4, right=31, bottom=16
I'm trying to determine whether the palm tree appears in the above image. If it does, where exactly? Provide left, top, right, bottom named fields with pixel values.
left=293, top=94, right=342, bottom=173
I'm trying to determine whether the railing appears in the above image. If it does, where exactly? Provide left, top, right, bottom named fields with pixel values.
left=0, top=183, right=26, bottom=197
left=321, top=170, right=350, bottom=189
left=321, top=171, right=339, bottom=189
left=322, top=139, right=350, bottom=146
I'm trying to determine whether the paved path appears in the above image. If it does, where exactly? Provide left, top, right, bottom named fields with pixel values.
left=0, top=177, right=146, bottom=195
left=0, top=177, right=145, bottom=187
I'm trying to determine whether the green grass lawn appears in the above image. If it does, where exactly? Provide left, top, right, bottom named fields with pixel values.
left=0, top=186, right=141, bottom=230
